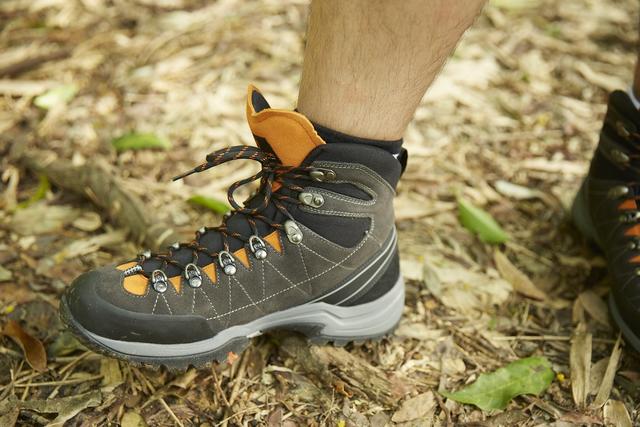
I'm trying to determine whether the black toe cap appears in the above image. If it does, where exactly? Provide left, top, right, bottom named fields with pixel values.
left=63, top=267, right=218, bottom=344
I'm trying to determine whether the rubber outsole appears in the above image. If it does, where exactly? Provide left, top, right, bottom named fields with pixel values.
left=571, top=178, right=640, bottom=353
left=59, top=276, right=404, bottom=371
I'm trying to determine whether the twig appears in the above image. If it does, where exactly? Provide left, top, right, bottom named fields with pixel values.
left=11, top=144, right=179, bottom=250
left=159, top=397, right=184, bottom=427
left=13, top=374, right=103, bottom=388
left=0, top=48, right=71, bottom=77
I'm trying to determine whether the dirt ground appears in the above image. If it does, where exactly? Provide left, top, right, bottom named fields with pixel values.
left=1, top=0, right=639, bottom=425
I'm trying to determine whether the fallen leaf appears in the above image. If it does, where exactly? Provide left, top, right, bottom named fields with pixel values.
left=100, top=358, right=124, bottom=391
left=10, top=203, right=80, bottom=235
left=72, top=211, right=103, bottom=232
left=3, top=319, right=47, bottom=371
left=34, top=84, right=77, bottom=109
left=0, top=266, right=12, bottom=282
left=111, top=132, right=171, bottom=152
left=589, top=357, right=610, bottom=396
left=392, top=391, right=436, bottom=422
left=578, top=290, right=610, bottom=328
left=603, top=400, right=632, bottom=427
left=188, top=195, right=230, bottom=214
left=493, top=180, right=540, bottom=200
left=48, top=331, right=85, bottom=357
left=494, top=251, right=546, bottom=300
left=441, top=356, right=554, bottom=411
left=20, top=390, right=101, bottom=427
left=570, top=322, right=592, bottom=408
left=121, top=411, right=148, bottom=427
left=0, top=404, right=19, bottom=427
left=592, top=335, right=623, bottom=408
left=458, top=197, right=509, bottom=244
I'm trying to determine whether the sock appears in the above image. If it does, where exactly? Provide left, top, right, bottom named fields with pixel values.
left=628, top=87, right=640, bottom=109
left=312, top=122, right=408, bottom=174
left=312, top=122, right=403, bottom=156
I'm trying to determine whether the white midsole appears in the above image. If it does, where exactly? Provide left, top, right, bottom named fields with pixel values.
left=83, top=275, right=404, bottom=358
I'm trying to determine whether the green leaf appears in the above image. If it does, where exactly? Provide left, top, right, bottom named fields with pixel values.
left=457, top=197, right=509, bottom=244
left=34, top=84, right=77, bottom=109
left=16, top=174, right=50, bottom=210
left=188, top=195, right=230, bottom=214
left=441, top=356, right=554, bottom=411
left=111, top=133, right=171, bottom=152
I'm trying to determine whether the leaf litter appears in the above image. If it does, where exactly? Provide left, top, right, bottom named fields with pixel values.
left=0, top=0, right=638, bottom=424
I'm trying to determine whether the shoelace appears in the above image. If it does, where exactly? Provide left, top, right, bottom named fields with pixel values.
left=131, top=145, right=315, bottom=286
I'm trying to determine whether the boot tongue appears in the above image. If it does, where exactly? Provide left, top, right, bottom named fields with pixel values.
left=246, top=85, right=325, bottom=166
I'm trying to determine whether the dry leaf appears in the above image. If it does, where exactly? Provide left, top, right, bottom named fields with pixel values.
left=592, top=335, right=623, bottom=408
left=121, top=411, right=148, bottom=427
left=392, top=391, right=436, bottom=423
left=578, top=291, right=610, bottom=328
left=603, top=400, right=632, bottom=427
left=589, top=357, right=610, bottom=396
left=494, top=251, right=546, bottom=300
left=570, top=322, right=592, bottom=408
left=100, top=358, right=123, bottom=391
left=3, top=319, right=47, bottom=371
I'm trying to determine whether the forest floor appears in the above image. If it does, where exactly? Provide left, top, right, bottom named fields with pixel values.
left=1, top=0, right=639, bottom=425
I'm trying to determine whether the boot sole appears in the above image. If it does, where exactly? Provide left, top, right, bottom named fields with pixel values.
left=572, top=178, right=640, bottom=352
left=59, top=273, right=404, bottom=370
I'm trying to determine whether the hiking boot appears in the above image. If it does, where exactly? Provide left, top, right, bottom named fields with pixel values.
left=60, top=85, right=406, bottom=368
left=572, top=90, right=640, bottom=352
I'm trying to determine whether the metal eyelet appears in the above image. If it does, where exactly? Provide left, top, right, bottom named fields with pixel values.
left=218, top=251, right=237, bottom=275
left=151, top=270, right=169, bottom=293
left=142, top=250, right=151, bottom=259
left=620, top=212, right=640, bottom=223
left=249, top=235, right=268, bottom=260
left=299, top=192, right=324, bottom=208
left=635, top=268, right=640, bottom=276
left=629, top=240, right=639, bottom=251
left=616, top=121, right=632, bottom=140
left=170, top=242, right=180, bottom=250
left=184, top=263, right=203, bottom=288
left=284, top=220, right=303, bottom=244
left=607, top=185, right=630, bottom=199
left=611, top=149, right=630, bottom=165
left=198, top=226, right=206, bottom=234
left=309, top=168, right=336, bottom=182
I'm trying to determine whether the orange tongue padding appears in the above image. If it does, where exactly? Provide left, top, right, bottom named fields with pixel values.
left=246, top=85, right=325, bottom=167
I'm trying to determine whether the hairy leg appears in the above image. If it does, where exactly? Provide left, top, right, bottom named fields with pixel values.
left=297, top=0, right=486, bottom=140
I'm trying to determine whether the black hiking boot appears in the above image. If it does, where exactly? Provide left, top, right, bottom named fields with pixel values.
left=572, top=90, right=640, bottom=352
left=60, top=85, right=406, bottom=369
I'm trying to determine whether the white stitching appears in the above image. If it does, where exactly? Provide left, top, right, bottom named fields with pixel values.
left=206, top=234, right=369, bottom=320
left=198, top=287, right=218, bottom=318
left=151, top=294, right=159, bottom=314
left=298, top=245, right=311, bottom=280
left=260, top=261, right=266, bottom=300
left=232, top=276, right=259, bottom=307
left=299, top=242, right=349, bottom=270
left=161, top=294, right=173, bottom=315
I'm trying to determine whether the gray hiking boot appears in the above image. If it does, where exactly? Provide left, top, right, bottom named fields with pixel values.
left=60, top=85, right=406, bottom=369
